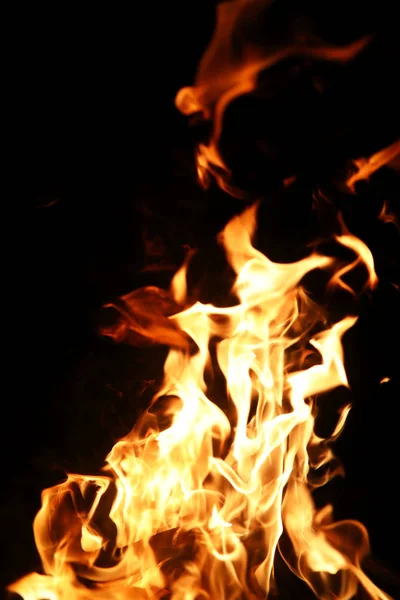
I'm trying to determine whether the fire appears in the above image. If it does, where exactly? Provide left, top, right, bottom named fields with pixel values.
left=378, top=201, right=399, bottom=231
left=9, top=1, right=396, bottom=599
left=175, top=0, right=369, bottom=195
left=347, top=140, right=400, bottom=192
left=9, top=203, right=391, bottom=599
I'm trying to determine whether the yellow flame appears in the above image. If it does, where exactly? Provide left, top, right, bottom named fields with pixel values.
left=9, top=203, right=390, bottom=599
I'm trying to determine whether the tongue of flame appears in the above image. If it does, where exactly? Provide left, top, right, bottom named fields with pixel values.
left=9, top=203, right=390, bottom=599
left=175, top=0, right=370, bottom=196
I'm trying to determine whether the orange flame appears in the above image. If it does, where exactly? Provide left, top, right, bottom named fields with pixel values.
left=175, top=0, right=369, bottom=195
left=8, top=204, right=391, bottom=599
left=378, top=200, right=399, bottom=231
left=347, top=139, right=400, bottom=191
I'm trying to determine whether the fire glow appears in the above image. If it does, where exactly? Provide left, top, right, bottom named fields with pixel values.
left=10, top=0, right=399, bottom=599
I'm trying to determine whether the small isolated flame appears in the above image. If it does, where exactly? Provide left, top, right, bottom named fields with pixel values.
left=378, top=201, right=400, bottom=231
left=346, top=140, right=400, bottom=192
left=9, top=203, right=389, bottom=600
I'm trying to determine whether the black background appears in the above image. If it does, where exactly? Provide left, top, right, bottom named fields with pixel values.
left=4, top=1, right=400, bottom=597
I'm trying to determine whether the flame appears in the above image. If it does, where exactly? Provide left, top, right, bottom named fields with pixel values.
left=9, top=203, right=391, bottom=599
left=175, top=0, right=369, bottom=195
left=10, top=1, right=395, bottom=599
left=347, top=139, right=400, bottom=191
left=378, top=201, right=399, bottom=231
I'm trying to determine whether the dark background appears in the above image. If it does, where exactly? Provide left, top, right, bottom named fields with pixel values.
left=4, top=1, right=400, bottom=597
